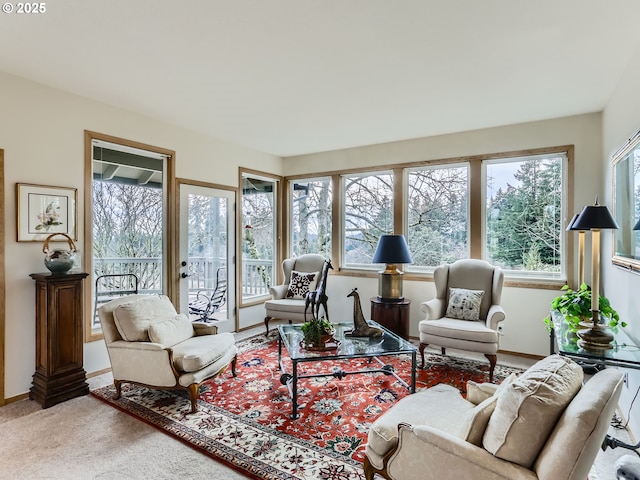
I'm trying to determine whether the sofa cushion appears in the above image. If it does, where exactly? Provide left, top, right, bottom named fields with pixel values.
left=286, top=270, right=319, bottom=299
left=113, top=295, right=178, bottom=342
left=148, top=313, right=194, bottom=347
left=368, top=384, right=474, bottom=458
left=482, top=355, right=583, bottom=468
left=459, top=373, right=517, bottom=446
left=172, top=332, right=236, bottom=373
left=446, top=288, right=484, bottom=320
left=419, top=317, right=499, bottom=344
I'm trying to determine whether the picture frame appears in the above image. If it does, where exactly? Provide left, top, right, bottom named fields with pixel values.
left=16, top=183, right=78, bottom=242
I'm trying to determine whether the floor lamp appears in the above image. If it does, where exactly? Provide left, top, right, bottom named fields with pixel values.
left=571, top=198, right=619, bottom=350
left=567, top=213, right=585, bottom=286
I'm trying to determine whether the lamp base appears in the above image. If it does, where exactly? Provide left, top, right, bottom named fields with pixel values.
left=577, top=323, right=614, bottom=351
left=378, top=265, right=404, bottom=301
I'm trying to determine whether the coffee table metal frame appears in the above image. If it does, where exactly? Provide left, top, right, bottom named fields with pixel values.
left=277, top=320, right=417, bottom=419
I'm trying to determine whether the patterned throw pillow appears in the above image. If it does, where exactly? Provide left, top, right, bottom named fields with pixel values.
left=445, top=287, right=484, bottom=320
left=286, top=270, right=319, bottom=299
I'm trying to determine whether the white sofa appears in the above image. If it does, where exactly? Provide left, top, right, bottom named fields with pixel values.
left=99, top=294, right=237, bottom=413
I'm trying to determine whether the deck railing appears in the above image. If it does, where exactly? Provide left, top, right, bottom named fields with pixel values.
left=92, top=257, right=273, bottom=298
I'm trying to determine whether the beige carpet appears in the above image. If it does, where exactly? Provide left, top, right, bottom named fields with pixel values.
left=0, top=384, right=249, bottom=479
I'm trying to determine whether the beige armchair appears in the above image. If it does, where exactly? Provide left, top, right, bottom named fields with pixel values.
left=419, top=259, right=505, bottom=381
left=99, top=294, right=237, bottom=413
left=264, top=253, right=328, bottom=335
left=364, top=355, right=625, bottom=480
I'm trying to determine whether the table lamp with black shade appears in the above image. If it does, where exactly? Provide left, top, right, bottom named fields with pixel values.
left=372, top=234, right=413, bottom=302
left=571, top=197, right=619, bottom=350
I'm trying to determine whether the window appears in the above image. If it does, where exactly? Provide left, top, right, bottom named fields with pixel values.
left=241, top=173, right=277, bottom=303
left=85, top=132, right=175, bottom=341
left=407, top=164, right=469, bottom=270
left=485, top=153, right=565, bottom=277
left=290, top=177, right=332, bottom=258
left=286, top=146, right=569, bottom=283
left=343, top=172, right=393, bottom=268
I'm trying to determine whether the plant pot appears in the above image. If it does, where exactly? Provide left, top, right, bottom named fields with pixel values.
left=300, top=331, right=340, bottom=351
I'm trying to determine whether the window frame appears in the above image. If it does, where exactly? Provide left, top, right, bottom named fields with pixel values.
left=481, top=151, right=569, bottom=281
left=405, top=161, right=471, bottom=273
left=289, top=175, right=333, bottom=259
left=341, top=169, right=395, bottom=271
left=83, top=130, right=176, bottom=343
left=283, top=145, right=574, bottom=288
left=238, top=168, right=281, bottom=307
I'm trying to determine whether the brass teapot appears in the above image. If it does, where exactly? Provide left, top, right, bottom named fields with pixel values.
left=43, top=233, right=77, bottom=273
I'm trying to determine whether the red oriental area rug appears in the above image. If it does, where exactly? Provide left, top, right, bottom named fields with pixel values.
left=92, top=334, right=523, bottom=480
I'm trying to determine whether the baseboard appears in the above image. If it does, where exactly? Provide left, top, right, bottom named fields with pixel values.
left=5, top=392, right=28, bottom=405
left=88, top=367, right=112, bottom=378
left=498, top=349, right=545, bottom=360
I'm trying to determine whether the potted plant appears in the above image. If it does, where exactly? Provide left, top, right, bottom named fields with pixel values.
left=300, top=317, right=338, bottom=351
left=543, top=283, right=625, bottom=333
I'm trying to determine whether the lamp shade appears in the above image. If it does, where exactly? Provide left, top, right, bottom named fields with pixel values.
left=372, top=235, right=413, bottom=264
left=566, top=213, right=581, bottom=231
left=572, top=203, right=619, bottom=230
left=634, top=218, right=640, bottom=230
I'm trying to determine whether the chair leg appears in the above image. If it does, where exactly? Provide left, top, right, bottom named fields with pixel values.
left=113, top=379, right=122, bottom=399
left=264, top=316, right=271, bottom=336
left=363, top=455, right=391, bottom=480
left=187, top=383, right=199, bottom=413
left=230, top=355, right=238, bottom=377
left=485, top=354, right=497, bottom=383
left=419, top=343, right=427, bottom=369
left=363, top=455, right=375, bottom=480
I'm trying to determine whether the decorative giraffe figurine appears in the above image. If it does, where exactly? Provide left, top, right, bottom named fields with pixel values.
left=346, top=288, right=384, bottom=337
left=304, top=259, right=333, bottom=320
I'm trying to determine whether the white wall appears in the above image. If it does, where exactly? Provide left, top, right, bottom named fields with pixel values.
left=602, top=45, right=640, bottom=439
left=285, top=113, right=605, bottom=357
left=0, top=71, right=282, bottom=399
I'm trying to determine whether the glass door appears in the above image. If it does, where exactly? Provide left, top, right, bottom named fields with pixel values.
left=178, top=183, right=236, bottom=333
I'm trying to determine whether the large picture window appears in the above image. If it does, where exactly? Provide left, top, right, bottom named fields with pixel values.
left=286, top=146, right=570, bottom=284
left=485, top=153, right=565, bottom=277
left=343, top=172, right=394, bottom=268
left=290, top=177, right=332, bottom=258
left=84, top=131, right=175, bottom=341
left=407, top=164, right=469, bottom=270
left=241, top=173, right=277, bottom=303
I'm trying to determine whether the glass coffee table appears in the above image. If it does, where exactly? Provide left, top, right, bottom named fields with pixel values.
left=278, top=320, right=417, bottom=418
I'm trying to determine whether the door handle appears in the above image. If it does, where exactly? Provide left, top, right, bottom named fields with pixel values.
left=181, top=272, right=189, bottom=278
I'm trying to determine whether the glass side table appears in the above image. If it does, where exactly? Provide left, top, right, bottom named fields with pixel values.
left=549, top=310, right=640, bottom=452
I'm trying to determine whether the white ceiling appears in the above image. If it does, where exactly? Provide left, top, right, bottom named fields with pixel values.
left=2, top=1, right=640, bottom=157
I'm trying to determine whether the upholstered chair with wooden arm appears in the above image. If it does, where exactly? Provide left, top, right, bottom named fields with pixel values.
left=99, top=294, right=237, bottom=413
left=364, top=355, right=624, bottom=480
left=264, top=253, right=328, bottom=335
left=419, top=259, right=505, bottom=382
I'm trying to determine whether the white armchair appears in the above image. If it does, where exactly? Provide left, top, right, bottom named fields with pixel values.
left=99, top=294, right=237, bottom=413
left=264, top=254, right=328, bottom=335
left=364, top=355, right=625, bottom=480
left=419, top=259, right=505, bottom=381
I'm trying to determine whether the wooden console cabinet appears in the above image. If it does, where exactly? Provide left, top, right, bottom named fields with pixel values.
left=29, top=272, right=89, bottom=408
left=370, top=297, right=411, bottom=340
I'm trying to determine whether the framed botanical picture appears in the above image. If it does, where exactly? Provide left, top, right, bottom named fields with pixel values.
left=16, top=183, right=78, bottom=241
